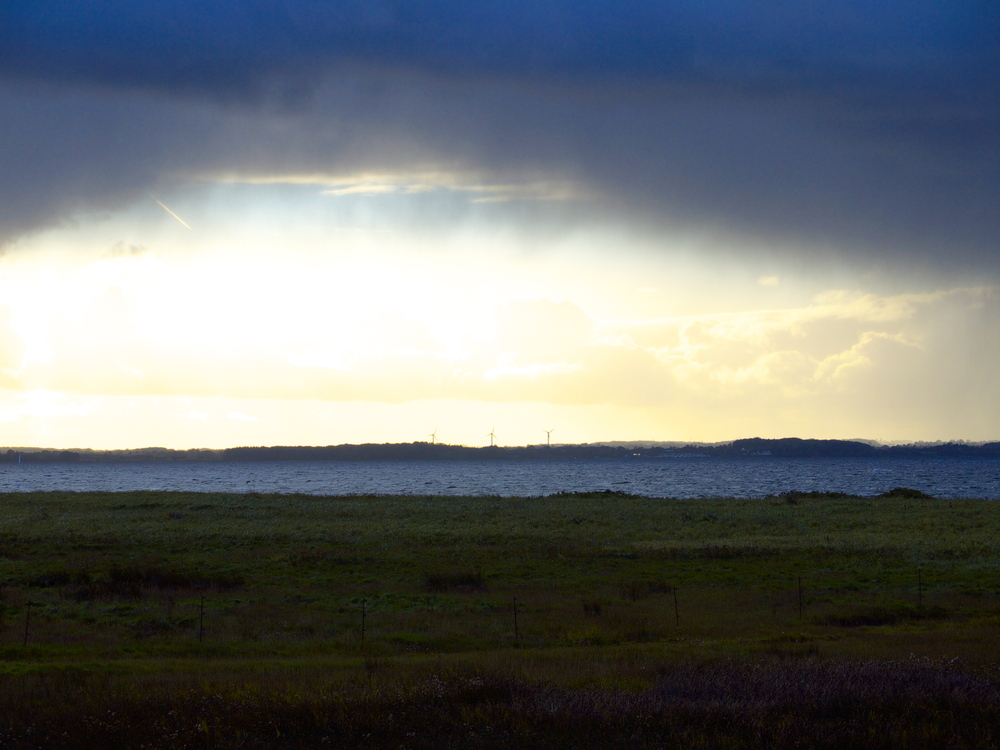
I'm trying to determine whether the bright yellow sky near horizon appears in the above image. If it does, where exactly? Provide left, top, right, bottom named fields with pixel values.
left=1, top=178, right=997, bottom=450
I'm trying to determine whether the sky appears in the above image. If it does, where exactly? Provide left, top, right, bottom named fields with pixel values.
left=0, top=1, right=998, bottom=449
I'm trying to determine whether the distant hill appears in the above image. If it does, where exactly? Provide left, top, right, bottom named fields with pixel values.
left=3, top=438, right=1000, bottom=463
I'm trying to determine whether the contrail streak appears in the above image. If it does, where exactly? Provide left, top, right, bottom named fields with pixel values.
left=150, top=194, right=192, bottom=229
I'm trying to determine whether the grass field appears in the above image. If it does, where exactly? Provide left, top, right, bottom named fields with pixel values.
left=2, top=488, right=1000, bottom=747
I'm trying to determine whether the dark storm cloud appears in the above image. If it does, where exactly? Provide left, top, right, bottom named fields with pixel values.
left=0, top=1, right=998, bottom=268
left=2, top=1, right=995, bottom=95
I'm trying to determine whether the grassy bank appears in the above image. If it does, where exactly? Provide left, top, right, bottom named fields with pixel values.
left=2, top=489, right=1000, bottom=746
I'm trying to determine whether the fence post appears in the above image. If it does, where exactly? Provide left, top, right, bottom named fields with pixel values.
left=23, top=601, right=31, bottom=646
left=798, top=576, right=803, bottom=621
left=513, top=596, right=519, bottom=641
left=361, top=598, right=367, bottom=646
left=672, top=586, right=680, bottom=628
left=918, top=566, right=923, bottom=610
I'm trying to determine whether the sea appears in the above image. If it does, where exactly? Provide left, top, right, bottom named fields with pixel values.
left=2, top=457, right=1000, bottom=498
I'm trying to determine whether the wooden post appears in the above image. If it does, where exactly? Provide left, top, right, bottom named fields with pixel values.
left=361, top=598, right=366, bottom=646
left=918, top=566, right=923, bottom=610
left=513, top=596, right=519, bottom=641
left=798, top=576, right=803, bottom=621
left=23, top=601, right=31, bottom=647
left=198, top=594, right=205, bottom=643
left=672, top=586, right=680, bottom=628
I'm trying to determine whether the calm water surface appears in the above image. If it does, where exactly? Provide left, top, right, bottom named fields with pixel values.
left=2, top=457, right=1000, bottom=498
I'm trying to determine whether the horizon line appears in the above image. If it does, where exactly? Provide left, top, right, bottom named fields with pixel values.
left=4, top=436, right=998, bottom=454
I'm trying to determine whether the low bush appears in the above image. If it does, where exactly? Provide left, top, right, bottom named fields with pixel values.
left=425, top=571, right=484, bottom=592
left=821, top=603, right=950, bottom=628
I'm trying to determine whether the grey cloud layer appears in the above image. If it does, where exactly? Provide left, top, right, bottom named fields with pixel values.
left=1, top=1, right=997, bottom=268
left=3, top=1, right=995, bottom=92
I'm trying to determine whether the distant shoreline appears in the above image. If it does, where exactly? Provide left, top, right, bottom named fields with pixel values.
left=3, top=437, right=1000, bottom=463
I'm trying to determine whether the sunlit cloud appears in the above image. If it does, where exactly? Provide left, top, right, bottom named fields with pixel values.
left=228, top=170, right=591, bottom=204
left=1, top=219, right=996, bottom=444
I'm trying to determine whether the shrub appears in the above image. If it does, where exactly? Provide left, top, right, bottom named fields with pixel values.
left=424, top=571, right=484, bottom=592
left=878, top=487, right=935, bottom=500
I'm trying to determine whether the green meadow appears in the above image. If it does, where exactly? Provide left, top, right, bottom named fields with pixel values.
left=3, top=488, right=1000, bottom=747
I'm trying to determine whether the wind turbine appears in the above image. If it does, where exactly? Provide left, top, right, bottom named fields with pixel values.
left=428, top=429, right=437, bottom=445
left=543, top=428, right=554, bottom=446
left=487, top=428, right=497, bottom=447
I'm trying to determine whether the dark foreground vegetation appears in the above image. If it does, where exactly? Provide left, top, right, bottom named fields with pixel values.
left=2, top=489, right=1000, bottom=747
left=3, top=658, right=999, bottom=749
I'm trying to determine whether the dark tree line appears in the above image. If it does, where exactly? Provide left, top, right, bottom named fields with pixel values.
left=3, top=438, right=999, bottom=464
